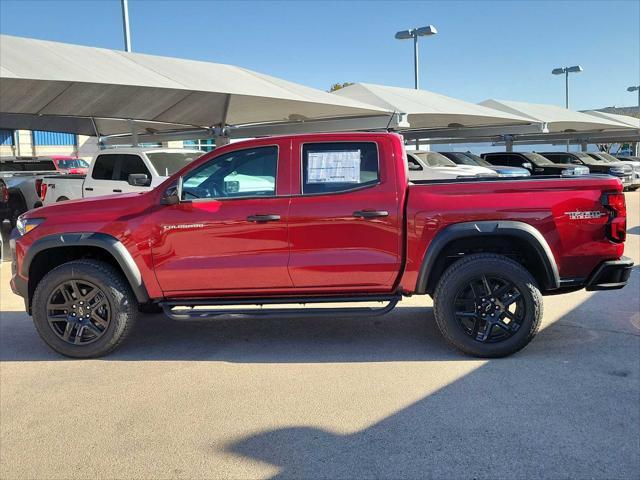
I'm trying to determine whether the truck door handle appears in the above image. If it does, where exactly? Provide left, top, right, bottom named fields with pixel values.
left=113, top=189, right=122, bottom=193
left=84, top=187, right=93, bottom=191
left=353, top=210, right=389, bottom=218
left=247, top=214, right=281, bottom=223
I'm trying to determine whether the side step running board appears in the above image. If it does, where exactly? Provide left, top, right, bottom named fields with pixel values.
left=160, top=294, right=401, bottom=321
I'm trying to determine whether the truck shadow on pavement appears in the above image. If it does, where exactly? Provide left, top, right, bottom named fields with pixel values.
left=222, top=271, right=639, bottom=479
left=0, top=268, right=639, bottom=365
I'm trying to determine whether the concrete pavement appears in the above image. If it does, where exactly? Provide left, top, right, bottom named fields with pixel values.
left=1, top=193, right=638, bottom=479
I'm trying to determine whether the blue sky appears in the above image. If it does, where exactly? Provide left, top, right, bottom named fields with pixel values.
left=1, top=0, right=638, bottom=111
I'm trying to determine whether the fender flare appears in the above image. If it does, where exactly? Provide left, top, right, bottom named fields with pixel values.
left=415, top=220, right=560, bottom=293
left=23, top=232, right=150, bottom=303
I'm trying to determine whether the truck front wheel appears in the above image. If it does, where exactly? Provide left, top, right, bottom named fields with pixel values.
left=32, top=260, right=138, bottom=358
left=433, top=253, right=542, bottom=358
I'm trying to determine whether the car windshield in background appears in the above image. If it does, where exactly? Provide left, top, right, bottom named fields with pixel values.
left=57, top=159, right=89, bottom=169
left=146, top=152, right=203, bottom=176
left=523, top=153, right=555, bottom=165
left=572, top=153, right=604, bottom=165
left=462, top=153, right=493, bottom=167
left=414, top=152, right=457, bottom=167
left=443, top=152, right=478, bottom=166
left=592, top=152, right=619, bottom=163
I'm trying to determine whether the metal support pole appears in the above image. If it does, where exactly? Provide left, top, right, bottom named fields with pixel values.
left=128, top=120, right=138, bottom=147
left=565, top=71, right=569, bottom=109
left=580, top=140, right=588, bottom=152
left=505, top=136, right=514, bottom=152
left=121, top=0, right=132, bottom=52
left=413, top=34, right=419, bottom=89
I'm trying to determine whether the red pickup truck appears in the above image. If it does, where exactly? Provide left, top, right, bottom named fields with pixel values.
left=10, top=132, right=632, bottom=358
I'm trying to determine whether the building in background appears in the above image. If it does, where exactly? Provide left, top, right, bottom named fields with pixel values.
left=0, top=129, right=100, bottom=159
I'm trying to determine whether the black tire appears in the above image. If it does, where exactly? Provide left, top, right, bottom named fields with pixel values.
left=433, top=253, right=543, bottom=358
left=56, top=196, right=69, bottom=202
left=32, top=260, right=138, bottom=358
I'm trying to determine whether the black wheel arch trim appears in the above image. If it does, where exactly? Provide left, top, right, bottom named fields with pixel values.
left=22, top=232, right=149, bottom=304
left=416, top=220, right=560, bottom=294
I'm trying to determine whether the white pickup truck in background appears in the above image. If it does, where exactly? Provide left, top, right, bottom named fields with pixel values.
left=42, top=148, right=203, bottom=204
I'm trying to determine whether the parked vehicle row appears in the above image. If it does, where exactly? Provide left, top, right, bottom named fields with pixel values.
left=539, top=152, right=638, bottom=190
left=41, top=148, right=204, bottom=205
left=10, top=132, right=632, bottom=359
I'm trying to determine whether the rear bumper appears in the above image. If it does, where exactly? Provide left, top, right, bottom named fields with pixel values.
left=585, top=256, right=634, bottom=291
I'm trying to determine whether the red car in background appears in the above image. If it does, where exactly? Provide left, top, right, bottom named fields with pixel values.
left=50, top=156, right=90, bottom=175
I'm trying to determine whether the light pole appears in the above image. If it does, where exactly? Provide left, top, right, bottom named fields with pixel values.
left=121, top=0, right=132, bottom=52
left=628, top=85, right=640, bottom=108
left=552, top=65, right=583, bottom=108
left=395, top=25, right=437, bottom=89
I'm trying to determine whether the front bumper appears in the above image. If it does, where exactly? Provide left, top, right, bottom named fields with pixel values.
left=585, top=256, right=634, bottom=291
left=9, top=228, right=28, bottom=306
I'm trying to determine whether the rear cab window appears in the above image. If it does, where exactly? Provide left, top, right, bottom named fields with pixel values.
left=301, top=142, right=379, bottom=195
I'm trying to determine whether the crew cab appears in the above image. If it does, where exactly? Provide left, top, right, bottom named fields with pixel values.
left=481, top=152, right=590, bottom=176
left=10, top=133, right=632, bottom=359
left=41, top=148, right=203, bottom=204
left=540, top=151, right=637, bottom=190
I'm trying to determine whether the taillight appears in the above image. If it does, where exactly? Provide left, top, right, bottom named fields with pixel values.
left=35, top=178, right=43, bottom=199
left=1, top=183, right=8, bottom=204
left=40, top=182, right=48, bottom=201
left=602, top=192, right=626, bottom=243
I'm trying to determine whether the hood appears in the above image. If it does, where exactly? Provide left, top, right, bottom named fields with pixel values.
left=24, top=191, right=152, bottom=223
left=488, top=166, right=530, bottom=176
left=434, top=165, right=497, bottom=176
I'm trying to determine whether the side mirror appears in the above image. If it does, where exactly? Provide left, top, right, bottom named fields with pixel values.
left=128, top=173, right=151, bottom=187
left=522, top=162, right=533, bottom=171
left=161, top=177, right=183, bottom=205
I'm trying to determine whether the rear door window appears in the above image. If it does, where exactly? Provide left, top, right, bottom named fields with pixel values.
left=301, top=142, right=379, bottom=194
left=91, top=155, right=117, bottom=180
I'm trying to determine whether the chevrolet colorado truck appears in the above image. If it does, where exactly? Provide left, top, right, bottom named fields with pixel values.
left=10, top=132, right=633, bottom=358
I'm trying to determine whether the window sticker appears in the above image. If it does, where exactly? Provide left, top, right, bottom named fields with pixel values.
left=307, top=150, right=361, bottom=184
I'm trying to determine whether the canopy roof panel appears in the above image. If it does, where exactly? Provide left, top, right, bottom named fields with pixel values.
left=479, top=99, right=633, bottom=133
left=581, top=110, right=640, bottom=129
left=333, top=83, right=535, bottom=129
left=0, top=35, right=389, bottom=133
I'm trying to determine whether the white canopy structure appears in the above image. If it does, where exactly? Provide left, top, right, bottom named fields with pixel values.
left=581, top=110, right=640, bottom=129
left=333, top=83, right=539, bottom=131
left=479, top=99, right=632, bottom=133
left=0, top=35, right=392, bottom=140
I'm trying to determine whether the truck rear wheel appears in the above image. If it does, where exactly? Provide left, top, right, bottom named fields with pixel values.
left=433, top=253, right=542, bottom=358
left=32, top=260, right=138, bottom=358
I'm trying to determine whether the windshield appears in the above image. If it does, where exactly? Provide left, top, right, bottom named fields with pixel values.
left=590, top=152, right=618, bottom=163
left=441, top=152, right=478, bottom=166
left=462, top=153, right=493, bottom=167
left=56, top=159, right=89, bottom=169
left=523, top=152, right=555, bottom=165
left=146, top=151, right=202, bottom=177
left=413, top=152, right=457, bottom=167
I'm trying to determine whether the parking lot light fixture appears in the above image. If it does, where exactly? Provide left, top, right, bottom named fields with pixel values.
left=628, top=85, right=640, bottom=107
left=395, top=25, right=438, bottom=89
left=552, top=65, right=583, bottom=109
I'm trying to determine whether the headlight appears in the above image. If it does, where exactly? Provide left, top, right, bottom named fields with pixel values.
left=609, top=167, right=625, bottom=174
left=16, top=216, right=45, bottom=236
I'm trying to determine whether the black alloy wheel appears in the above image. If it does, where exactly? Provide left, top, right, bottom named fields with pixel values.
left=46, top=279, right=111, bottom=345
left=453, top=275, right=524, bottom=343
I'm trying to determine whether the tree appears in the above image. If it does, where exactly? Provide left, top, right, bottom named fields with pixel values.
left=328, top=82, right=354, bottom=92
